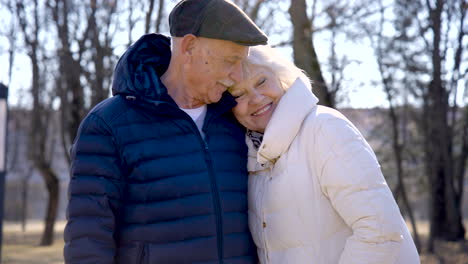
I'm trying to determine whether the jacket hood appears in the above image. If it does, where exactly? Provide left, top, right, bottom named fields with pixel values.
left=112, top=34, right=171, bottom=100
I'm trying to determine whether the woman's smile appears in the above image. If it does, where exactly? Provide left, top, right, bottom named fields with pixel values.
left=230, top=66, right=285, bottom=133
left=252, top=102, right=273, bottom=116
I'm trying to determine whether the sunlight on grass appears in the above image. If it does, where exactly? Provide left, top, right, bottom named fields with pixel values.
left=2, top=220, right=467, bottom=263
left=2, top=221, right=66, bottom=264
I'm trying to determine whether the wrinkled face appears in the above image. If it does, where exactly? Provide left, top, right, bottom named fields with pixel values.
left=229, top=65, right=285, bottom=132
left=186, top=38, right=249, bottom=104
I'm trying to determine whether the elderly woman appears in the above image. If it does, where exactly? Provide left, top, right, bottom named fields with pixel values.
left=228, top=46, right=420, bottom=264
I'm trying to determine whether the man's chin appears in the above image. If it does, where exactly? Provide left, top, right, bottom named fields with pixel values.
left=208, top=93, right=224, bottom=104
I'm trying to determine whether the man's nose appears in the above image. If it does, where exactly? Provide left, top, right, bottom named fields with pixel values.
left=229, top=62, right=243, bottom=83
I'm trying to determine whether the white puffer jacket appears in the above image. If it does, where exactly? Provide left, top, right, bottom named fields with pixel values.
left=247, top=78, right=420, bottom=264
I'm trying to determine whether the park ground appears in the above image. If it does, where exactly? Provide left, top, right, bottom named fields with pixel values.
left=2, top=220, right=468, bottom=264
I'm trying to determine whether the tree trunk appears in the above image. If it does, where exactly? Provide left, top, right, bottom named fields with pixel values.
left=154, top=0, right=165, bottom=33
left=389, top=106, right=421, bottom=252
left=21, top=178, right=28, bottom=232
left=30, top=57, right=59, bottom=246
left=377, top=51, right=421, bottom=251
left=38, top=164, right=59, bottom=246
left=289, top=0, right=334, bottom=107
left=50, top=0, right=87, bottom=155
left=145, top=0, right=155, bottom=33
left=16, top=0, right=60, bottom=246
left=20, top=168, right=32, bottom=232
left=426, top=0, right=465, bottom=250
left=89, top=2, right=108, bottom=107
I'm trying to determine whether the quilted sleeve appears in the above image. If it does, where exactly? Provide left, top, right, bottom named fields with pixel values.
left=313, top=114, right=409, bottom=264
left=64, top=113, right=125, bottom=264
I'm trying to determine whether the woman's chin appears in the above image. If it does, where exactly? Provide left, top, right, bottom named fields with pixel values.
left=238, top=119, right=267, bottom=133
left=249, top=125, right=266, bottom=133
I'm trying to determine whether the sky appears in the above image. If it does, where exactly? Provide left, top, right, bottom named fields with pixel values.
left=0, top=33, right=388, bottom=109
left=0, top=1, right=464, bottom=109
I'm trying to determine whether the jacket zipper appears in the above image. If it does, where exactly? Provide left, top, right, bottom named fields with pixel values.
left=204, top=141, right=224, bottom=263
left=153, top=102, right=226, bottom=263
left=260, top=171, right=269, bottom=263
left=187, top=112, right=224, bottom=264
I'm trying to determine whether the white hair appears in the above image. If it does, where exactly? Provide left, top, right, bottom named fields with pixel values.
left=244, top=45, right=311, bottom=91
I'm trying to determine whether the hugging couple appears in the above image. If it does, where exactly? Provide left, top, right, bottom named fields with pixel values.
left=64, top=0, right=420, bottom=263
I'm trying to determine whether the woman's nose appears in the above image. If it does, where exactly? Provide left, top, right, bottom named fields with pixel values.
left=249, top=90, right=264, bottom=104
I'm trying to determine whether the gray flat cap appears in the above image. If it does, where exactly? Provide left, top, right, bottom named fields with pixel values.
left=169, top=0, right=268, bottom=46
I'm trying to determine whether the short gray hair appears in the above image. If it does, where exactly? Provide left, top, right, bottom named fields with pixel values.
left=243, top=45, right=311, bottom=91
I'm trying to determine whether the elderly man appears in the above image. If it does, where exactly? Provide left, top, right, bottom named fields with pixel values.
left=63, top=0, right=267, bottom=263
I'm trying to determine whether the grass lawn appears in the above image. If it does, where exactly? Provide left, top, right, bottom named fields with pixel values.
left=2, top=221, right=65, bottom=264
left=2, top=220, right=467, bottom=263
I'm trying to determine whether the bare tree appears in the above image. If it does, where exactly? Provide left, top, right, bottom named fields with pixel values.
left=85, top=0, right=118, bottom=107
left=145, top=0, right=156, bottom=33
left=1, top=0, right=18, bottom=171
left=232, top=0, right=283, bottom=39
left=9, top=95, right=34, bottom=232
left=5, top=108, right=32, bottom=232
left=48, top=0, right=119, bottom=165
left=127, top=0, right=140, bottom=46
left=360, top=0, right=467, bottom=252
left=325, top=5, right=348, bottom=106
left=421, top=0, right=466, bottom=249
left=15, top=0, right=60, bottom=246
left=20, top=166, right=33, bottom=232
left=366, top=0, right=422, bottom=252
left=0, top=0, right=18, bottom=87
left=289, top=0, right=332, bottom=107
left=145, top=0, right=166, bottom=33
left=48, top=0, right=87, bottom=165
left=154, top=0, right=166, bottom=32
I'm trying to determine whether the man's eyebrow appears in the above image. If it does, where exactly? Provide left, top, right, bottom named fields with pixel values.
left=225, top=55, right=243, bottom=60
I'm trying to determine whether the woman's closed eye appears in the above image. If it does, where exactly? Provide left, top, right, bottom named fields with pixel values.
left=256, top=77, right=266, bottom=87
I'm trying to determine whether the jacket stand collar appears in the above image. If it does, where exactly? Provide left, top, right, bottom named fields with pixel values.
left=248, top=77, right=319, bottom=172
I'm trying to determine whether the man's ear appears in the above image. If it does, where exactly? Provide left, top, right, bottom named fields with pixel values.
left=180, top=34, right=198, bottom=57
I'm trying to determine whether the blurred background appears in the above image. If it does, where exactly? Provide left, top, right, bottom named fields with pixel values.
left=0, top=0, right=466, bottom=263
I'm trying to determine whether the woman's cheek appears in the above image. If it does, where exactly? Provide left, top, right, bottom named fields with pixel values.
left=232, top=107, right=243, bottom=122
left=233, top=105, right=249, bottom=128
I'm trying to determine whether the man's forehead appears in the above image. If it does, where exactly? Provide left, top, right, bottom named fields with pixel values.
left=202, top=38, right=249, bottom=56
left=217, top=47, right=249, bottom=60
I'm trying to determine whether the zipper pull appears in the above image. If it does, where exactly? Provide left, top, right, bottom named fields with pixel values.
left=204, top=142, right=212, bottom=162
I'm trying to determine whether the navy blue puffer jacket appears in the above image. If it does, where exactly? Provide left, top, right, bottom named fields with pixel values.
left=64, top=34, right=257, bottom=264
